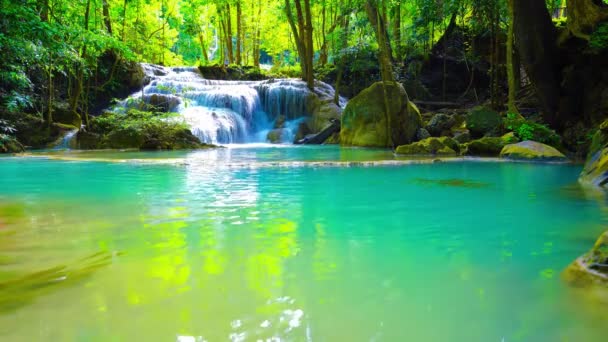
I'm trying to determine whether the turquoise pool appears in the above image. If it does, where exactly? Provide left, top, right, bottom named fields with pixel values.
left=0, top=145, right=606, bottom=341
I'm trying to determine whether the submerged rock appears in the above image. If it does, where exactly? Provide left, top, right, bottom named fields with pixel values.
left=466, top=106, right=502, bottom=138
left=395, top=137, right=460, bottom=156
left=340, top=82, right=421, bottom=148
left=500, top=141, right=568, bottom=161
left=563, top=231, right=608, bottom=287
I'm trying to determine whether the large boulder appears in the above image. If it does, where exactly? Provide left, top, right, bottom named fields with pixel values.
left=580, top=119, right=608, bottom=187
left=500, top=141, right=568, bottom=161
left=466, top=106, right=502, bottom=138
left=464, top=137, right=507, bottom=156
left=563, top=231, right=608, bottom=287
left=425, top=113, right=455, bottom=136
left=395, top=137, right=460, bottom=156
left=340, top=82, right=422, bottom=147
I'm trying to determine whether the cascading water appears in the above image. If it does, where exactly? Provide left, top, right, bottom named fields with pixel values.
left=115, top=65, right=343, bottom=144
left=53, top=129, right=79, bottom=150
left=117, top=64, right=342, bottom=144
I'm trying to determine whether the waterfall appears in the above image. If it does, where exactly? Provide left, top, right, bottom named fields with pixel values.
left=53, top=129, right=79, bottom=150
left=114, top=65, right=343, bottom=145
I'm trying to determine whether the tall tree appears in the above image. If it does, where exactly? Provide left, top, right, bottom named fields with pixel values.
left=513, top=0, right=560, bottom=126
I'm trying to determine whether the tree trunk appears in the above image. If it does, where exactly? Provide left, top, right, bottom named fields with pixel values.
left=236, top=0, right=242, bottom=65
left=253, top=0, right=262, bottom=67
left=285, top=0, right=314, bottom=89
left=513, top=0, right=561, bottom=126
left=391, top=3, right=401, bottom=61
left=506, top=0, right=519, bottom=114
left=37, top=0, right=49, bottom=22
left=121, top=0, right=128, bottom=42
left=102, top=0, right=113, bottom=35
left=567, top=0, right=608, bottom=40
left=365, top=0, right=393, bottom=82
left=304, top=0, right=314, bottom=89
left=199, top=33, right=209, bottom=64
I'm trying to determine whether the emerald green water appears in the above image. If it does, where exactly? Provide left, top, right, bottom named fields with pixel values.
left=1, top=146, right=607, bottom=341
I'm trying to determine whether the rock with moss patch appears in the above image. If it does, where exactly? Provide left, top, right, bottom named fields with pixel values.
left=453, top=130, right=471, bottom=144
left=395, top=137, right=460, bottom=155
left=500, top=141, right=567, bottom=161
left=464, top=137, right=506, bottom=156
left=466, top=106, right=502, bottom=138
left=340, top=82, right=421, bottom=147
left=426, top=113, right=455, bottom=137
left=563, top=231, right=608, bottom=287
left=580, top=119, right=608, bottom=187
left=267, top=129, right=288, bottom=143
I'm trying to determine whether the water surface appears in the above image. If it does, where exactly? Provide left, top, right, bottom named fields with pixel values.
left=1, top=146, right=607, bottom=341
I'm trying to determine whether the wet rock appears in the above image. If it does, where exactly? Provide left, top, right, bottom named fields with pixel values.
left=341, top=82, right=421, bottom=148
left=274, top=115, right=287, bottom=129
left=416, top=128, right=431, bottom=141
left=267, top=129, right=288, bottom=143
left=466, top=106, right=502, bottom=138
left=500, top=141, right=568, bottom=161
left=426, top=113, right=455, bottom=137
left=395, top=137, right=460, bottom=156
left=453, top=130, right=471, bottom=144
left=147, top=94, right=181, bottom=112
left=464, top=137, right=506, bottom=156
left=563, top=231, right=608, bottom=287
left=580, top=119, right=608, bottom=187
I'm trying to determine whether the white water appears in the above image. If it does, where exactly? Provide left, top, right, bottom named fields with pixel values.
left=116, top=65, right=343, bottom=145
left=53, top=129, right=78, bottom=150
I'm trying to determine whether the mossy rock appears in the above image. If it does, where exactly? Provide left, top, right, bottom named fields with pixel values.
left=104, top=127, right=145, bottom=149
left=425, top=113, right=456, bottom=137
left=267, top=129, right=288, bottom=144
left=76, top=131, right=103, bottom=149
left=395, top=137, right=460, bottom=155
left=563, top=231, right=608, bottom=287
left=500, top=141, right=568, bottom=161
left=580, top=119, right=608, bottom=187
left=464, top=137, right=507, bottom=156
left=340, top=82, right=421, bottom=148
left=466, top=106, right=502, bottom=138
left=53, top=108, right=82, bottom=128
left=501, top=132, right=519, bottom=144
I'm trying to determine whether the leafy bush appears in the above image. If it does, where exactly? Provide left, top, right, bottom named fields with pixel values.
left=84, top=109, right=204, bottom=150
left=589, top=22, right=608, bottom=53
left=504, top=112, right=561, bottom=147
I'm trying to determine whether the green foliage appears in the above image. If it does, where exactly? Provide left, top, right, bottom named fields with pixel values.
left=504, top=113, right=561, bottom=148
left=84, top=109, right=204, bottom=150
left=589, top=22, right=608, bottom=53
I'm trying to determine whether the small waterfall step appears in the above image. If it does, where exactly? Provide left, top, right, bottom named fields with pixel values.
left=115, top=65, right=344, bottom=145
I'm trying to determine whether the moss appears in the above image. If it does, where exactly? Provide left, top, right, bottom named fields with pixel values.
left=500, top=141, right=568, bottom=161
left=563, top=231, right=608, bottom=287
left=395, top=137, right=459, bottom=155
left=77, top=109, right=211, bottom=150
left=464, top=137, right=506, bottom=156
left=580, top=120, right=608, bottom=187
left=341, top=82, right=421, bottom=147
left=466, top=106, right=502, bottom=138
